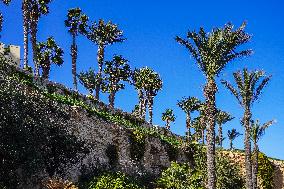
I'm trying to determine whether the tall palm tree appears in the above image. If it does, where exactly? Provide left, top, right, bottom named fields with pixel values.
left=162, top=109, right=176, bottom=130
left=221, top=69, right=271, bottom=189
left=36, top=37, right=64, bottom=80
left=85, top=19, right=125, bottom=100
left=216, top=110, right=234, bottom=147
left=65, top=8, right=88, bottom=91
left=22, top=0, right=29, bottom=69
left=102, top=55, right=131, bottom=108
left=28, top=0, right=53, bottom=76
left=227, top=128, right=242, bottom=150
left=250, top=119, right=274, bottom=189
left=177, top=97, right=201, bottom=139
left=176, top=22, right=252, bottom=189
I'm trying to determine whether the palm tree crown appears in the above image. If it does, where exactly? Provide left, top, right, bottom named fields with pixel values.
left=162, top=109, right=176, bottom=130
left=102, top=55, right=132, bottom=108
left=176, top=22, right=252, bottom=79
left=85, top=19, right=125, bottom=46
left=36, top=37, right=64, bottom=80
left=65, top=8, right=88, bottom=36
left=250, top=119, right=274, bottom=144
left=227, top=128, right=242, bottom=149
left=222, top=69, right=271, bottom=108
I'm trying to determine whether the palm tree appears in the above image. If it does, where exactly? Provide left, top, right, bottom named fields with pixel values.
left=227, top=128, right=242, bottom=150
left=144, top=69, right=162, bottom=125
left=162, top=109, right=176, bottom=130
left=36, top=37, right=64, bottom=80
left=191, top=116, right=206, bottom=144
left=176, top=22, right=252, bottom=189
left=177, top=97, right=201, bottom=139
left=22, top=0, right=29, bottom=69
left=102, top=55, right=131, bottom=108
left=221, top=69, right=271, bottom=189
left=78, top=68, right=99, bottom=96
left=132, top=67, right=162, bottom=124
left=84, top=19, right=125, bottom=100
left=216, top=110, right=234, bottom=147
left=0, top=0, right=11, bottom=38
left=132, top=68, right=147, bottom=119
left=250, top=119, right=274, bottom=189
left=28, top=0, right=53, bottom=76
left=65, top=8, right=88, bottom=91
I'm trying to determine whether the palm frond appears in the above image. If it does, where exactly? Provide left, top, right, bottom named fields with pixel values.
left=221, top=80, right=242, bottom=106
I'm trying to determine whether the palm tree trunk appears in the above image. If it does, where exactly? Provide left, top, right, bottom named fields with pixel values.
left=42, top=60, right=50, bottom=80
left=95, top=44, right=104, bottom=100
left=22, top=0, right=29, bottom=69
left=218, top=123, right=223, bottom=147
left=30, top=20, right=39, bottom=76
left=166, top=120, right=170, bottom=130
left=109, top=91, right=116, bottom=108
left=252, top=142, right=259, bottom=189
left=71, top=34, right=78, bottom=91
left=244, top=107, right=253, bottom=189
left=186, top=113, right=191, bottom=139
left=148, top=96, right=154, bottom=125
left=230, top=139, right=233, bottom=150
left=204, top=78, right=217, bottom=189
left=138, top=89, right=143, bottom=118
left=201, top=129, right=205, bottom=144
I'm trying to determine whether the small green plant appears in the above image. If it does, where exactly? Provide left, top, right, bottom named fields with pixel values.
left=88, top=172, right=144, bottom=189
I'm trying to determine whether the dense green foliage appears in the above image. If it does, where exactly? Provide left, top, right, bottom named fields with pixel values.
left=87, top=172, right=144, bottom=189
left=257, top=153, right=275, bottom=189
left=157, top=162, right=204, bottom=189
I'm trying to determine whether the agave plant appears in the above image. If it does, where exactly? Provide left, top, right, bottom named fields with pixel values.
left=176, top=22, right=252, bottom=189
left=222, top=69, right=271, bottom=189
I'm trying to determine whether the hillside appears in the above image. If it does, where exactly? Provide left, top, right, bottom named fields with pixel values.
left=0, top=58, right=283, bottom=189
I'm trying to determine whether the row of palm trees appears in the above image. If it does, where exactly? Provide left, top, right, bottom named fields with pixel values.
left=174, top=22, right=274, bottom=189
left=1, top=2, right=276, bottom=189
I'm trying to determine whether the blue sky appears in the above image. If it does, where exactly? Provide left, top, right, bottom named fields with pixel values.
left=1, top=0, right=283, bottom=159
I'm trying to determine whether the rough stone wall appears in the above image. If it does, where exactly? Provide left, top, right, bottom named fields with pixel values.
left=221, top=150, right=284, bottom=189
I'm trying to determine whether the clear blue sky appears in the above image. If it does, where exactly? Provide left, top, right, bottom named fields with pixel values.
left=1, top=0, right=283, bottom=159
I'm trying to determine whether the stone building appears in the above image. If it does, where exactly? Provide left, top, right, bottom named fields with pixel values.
left=0, top=42, right=20, bottom=67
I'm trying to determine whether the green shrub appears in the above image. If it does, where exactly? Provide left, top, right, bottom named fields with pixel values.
left=156, top=162, right=204, bottom=189
left=88, top=172, right=144, bottom=189
left=258, top=153, right=274, bottom=189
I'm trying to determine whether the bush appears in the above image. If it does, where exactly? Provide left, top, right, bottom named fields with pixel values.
left=258, top=153, right=274, bottom=189
left=156, top=162, right=204, bottom=189
left=87, top=172, right=144, bottom=189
